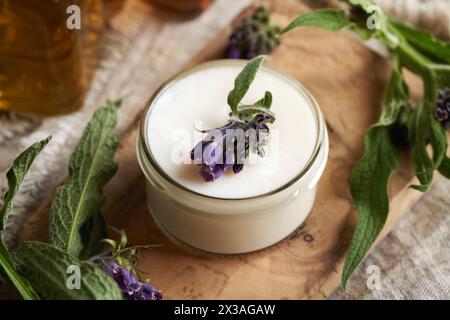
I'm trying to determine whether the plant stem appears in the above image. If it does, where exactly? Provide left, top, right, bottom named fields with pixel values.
left=0, top=240, right=39, bottom=300
left=388, top=22, right=432, bottom=78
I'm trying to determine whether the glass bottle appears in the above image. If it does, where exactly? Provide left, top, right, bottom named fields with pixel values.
left=148, top=0, right=213, bottom=14
left=0, top=0, right=103, bottom=116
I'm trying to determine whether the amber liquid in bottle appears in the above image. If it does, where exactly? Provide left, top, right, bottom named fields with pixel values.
left=148, top=0, right=213, bottom=14
left=0, top=0, right=102, bottom=116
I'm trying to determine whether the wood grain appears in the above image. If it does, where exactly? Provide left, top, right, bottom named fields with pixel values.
left=19, top=0, right=427, bottom=299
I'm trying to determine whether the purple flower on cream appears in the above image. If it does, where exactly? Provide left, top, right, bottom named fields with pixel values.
left=190, top=115, right=273, bottom=182
left=189, top=56, right=275, bottom=182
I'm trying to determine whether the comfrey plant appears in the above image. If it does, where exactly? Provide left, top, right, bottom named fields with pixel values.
left=282, top=0, right=450, bottom=288
left=190, top=56, right=275, bottom=181
left=0, top=101, right=161, bottom=300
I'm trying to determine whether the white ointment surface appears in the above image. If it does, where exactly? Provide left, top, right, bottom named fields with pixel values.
left=146, top=64, right=318, bottom=199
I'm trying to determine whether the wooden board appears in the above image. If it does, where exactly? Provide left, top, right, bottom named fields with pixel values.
left=19, top=0, right=426, bottom=299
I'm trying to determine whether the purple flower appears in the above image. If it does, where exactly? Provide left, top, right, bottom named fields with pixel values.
left=200, top=163, right=224, bottom=182
left=226, top=46, right=242, bottom=59
left=190, top=115, right=272, bottom=182
left=225, top=7, right=281, bottom=60
left=435, top=88, right=450, bottom=129
left=98, top=259, right=162, bottom=300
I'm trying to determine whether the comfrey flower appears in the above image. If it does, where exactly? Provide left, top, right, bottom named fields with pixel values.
left=96, top=230, right=162, bottom=300
left=97, top=258, right=162, bottom=300
left=190, top=56, right=274, bottom=182
left=191, top=113, right=273, bottom=182
left=225, top=7, right=281, bottom=59
left=435, top=88, right=450, bottom=129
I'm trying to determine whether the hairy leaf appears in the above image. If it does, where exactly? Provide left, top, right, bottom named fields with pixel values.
left=236, top=105, right=276, bottom=123
left=282, top=9, right=353, bottom=34
left=12, top=241, right=122, bottom=300
left=408, top=109, right=447, bottom=191
left=438, top=156, right=450, bottom=179
left=228, top=56, right=265, bottom=113
left=1, top=137, right=51, bottom=231
left=378, top=58, right=409, bottom=125
left=343, top=127, right=400, bottom=288
left=49, top=100, right=121, bottom=258
left=0, top=237, right=39, bottom=300
left=343, top=58, right=407, bottom=288
left=392, top=20, right=450, bottom=64
left=281, top=9, right=375, bottom=40
left=254, top=91, right=273, bottom=109
left=432, top=65, right=450, bottom=90
left=283, top=0, right=450, bottom=290
left=0, top=137, right=50, bottom=300
left=407, top=70, right=449, bottom=191
left=348, top=0, right=375, bottom=11
left=79, top=210, right=107, bottom=260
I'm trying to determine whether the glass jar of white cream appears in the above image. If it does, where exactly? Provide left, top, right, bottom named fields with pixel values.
left=137, top=60, right=329, bottom=254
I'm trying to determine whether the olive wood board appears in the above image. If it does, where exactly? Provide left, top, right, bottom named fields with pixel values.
left=19, top=0, right=428, bottom=299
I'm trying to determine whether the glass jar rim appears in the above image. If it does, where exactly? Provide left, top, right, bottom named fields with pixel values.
left=139, top=59, right=326, bottom=201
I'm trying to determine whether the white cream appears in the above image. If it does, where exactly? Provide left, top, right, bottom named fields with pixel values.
left=138, top=60, right=328, bottom=254
left=146, top=63, right=318, bottom=199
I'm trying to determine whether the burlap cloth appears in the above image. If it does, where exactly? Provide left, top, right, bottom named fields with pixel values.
left=0, top=0, right=449, bottom=299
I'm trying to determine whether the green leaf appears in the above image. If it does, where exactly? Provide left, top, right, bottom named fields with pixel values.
left=1, top=137, right=51, bottom=231
left=282, top=9, right=353, bottom=34
left=347, top=0, right=376, bottom=10
left=281, top=8, right=376, bottom=40
left=119, top=229, right=128, bottom=249
left=79, top=210, right=107, bottom=260
left=12, top=241, right=122, bottom=300
left=438, top=156, right=450, bottom=179
left=100, top=239, right=117, bottom=251
left=228, top=56, right=265, bottom=114
left=0, top=235, right=39, bottom=300
left=342, top=59, right=407, bottom=288
left=49, top=100, right=121, bottom=258
left=283, top=1, right=450, bottom=290
left=236, top=105, right=276, bottom=123
left=407, top=108, right=433, bottom=191
left=407, top=69, right=449, bottom=191
left=408, top=107, right=447, bottom=191
left=393, top=32, right=449, bottom=192
left=391, top=20, right=450, bottom=65
left=377, top=59, right=409, bottom=126
left=344, top=127, right=400, bottom=288
left=254, top=91, right=273, bottom=109
left=0, top=137, right=49, bottom=300
left=432, top=64, right=450, bottom=89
